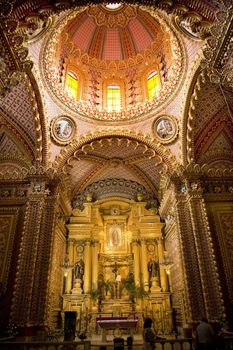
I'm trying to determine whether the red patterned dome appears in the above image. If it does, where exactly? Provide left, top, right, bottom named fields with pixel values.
left=42, top=4, right=184, bottom=122
left=61, top=4, right=161, bottom=61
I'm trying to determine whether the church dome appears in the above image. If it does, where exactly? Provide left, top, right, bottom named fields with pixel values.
left=41, top=4, right=185, bottom=122
left=61, top=4, right=161, bottom=61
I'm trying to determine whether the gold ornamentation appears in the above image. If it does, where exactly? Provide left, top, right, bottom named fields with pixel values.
left=201, top=6, right=233, bottom=88
left=0, top=17, right=33, bottom=97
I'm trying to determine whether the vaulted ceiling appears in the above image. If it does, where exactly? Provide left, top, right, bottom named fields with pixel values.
left=0, top=0, right=232, bottom=207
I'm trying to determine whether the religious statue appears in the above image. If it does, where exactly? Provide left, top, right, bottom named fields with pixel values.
left=74, top=259, right=84, bottom=279
left=148, top=259, right=159, bottom=279
left=115, top=272, right=122, bottom=299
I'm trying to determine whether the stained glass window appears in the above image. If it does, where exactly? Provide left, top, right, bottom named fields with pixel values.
left=147, top=71, right=159, bottom=100
left=107, top=85, right=121, bottom=111
left=65, top=72, right=78, bottom=99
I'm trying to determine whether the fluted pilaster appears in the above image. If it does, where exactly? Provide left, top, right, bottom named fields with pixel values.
left=132, top=240, right=140, bottom=286
left=66, top=240, right=74, bottom=293
left=140, top=240, right=149, bottom=291
left=157, top=239, right=168, bottom=292
left=11, top=188, right=46, bottom=326
left=92, top=241, right=99, bottom=290
left=83, top=241, right=91, bottom=293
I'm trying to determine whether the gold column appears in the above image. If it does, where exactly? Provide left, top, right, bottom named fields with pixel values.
left=83, top=240, right=91, bottom=293
left=66, top=239, right=74, bottom=293
left=140, top=239, right=149, bottom=291
left=132, top=240, right=140, bottom=286
left=157, top=239, right=168, bottom=292
left=92, top=241, right=99, bottom=290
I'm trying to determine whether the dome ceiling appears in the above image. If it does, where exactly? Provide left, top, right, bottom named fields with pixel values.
left=41, top=4, right=184, bottom=122
left=62, top=5, right=160, bottom=61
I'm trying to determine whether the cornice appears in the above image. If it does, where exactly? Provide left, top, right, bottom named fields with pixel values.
left=159, top=162, right=233, bottom=205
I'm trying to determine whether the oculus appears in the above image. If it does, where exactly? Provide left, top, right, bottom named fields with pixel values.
left=50, top=115, right=76, bottom=145
left=153, top=115, right=178, bottom=144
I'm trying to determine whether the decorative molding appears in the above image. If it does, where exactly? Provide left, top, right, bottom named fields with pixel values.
left=0, top=14, right=33, bottom=97
left=72, top=178, right=158, bottom=210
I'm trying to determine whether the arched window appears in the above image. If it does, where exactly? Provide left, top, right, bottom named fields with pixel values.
left=65, top=71, right=78, bottom=99
left=107, top=85, right=121, bottom=111
left=147, top=71, right=159, bottom=100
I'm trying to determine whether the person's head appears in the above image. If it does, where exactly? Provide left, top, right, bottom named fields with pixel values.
left=201, top=317, right=208, bottom=323
left=144, top=317, right=153, bottom=329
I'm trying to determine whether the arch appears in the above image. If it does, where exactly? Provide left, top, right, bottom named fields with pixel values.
left=53, top=129, right=180, bottom=174
left=27, top=70, right=50, bottom=166
left=178, top=58, right=204, bottom=166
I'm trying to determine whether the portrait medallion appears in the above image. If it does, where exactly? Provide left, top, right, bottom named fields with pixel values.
left=51, top=115, right=76, bottom=145
left=153, top=115, right=178, bottom=144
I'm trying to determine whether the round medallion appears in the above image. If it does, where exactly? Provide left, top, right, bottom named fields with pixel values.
left=147, top=244, right=155, bottom=253
left=50, top=115, right=76, bottom=145
left=76, top=245, right=84, bottom=254
left=153, top=115, right=178, bottom=144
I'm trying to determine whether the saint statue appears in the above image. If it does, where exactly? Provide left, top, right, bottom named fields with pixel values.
left=148, top=259, right=159, bottom=279
left=74, top=259, right=84, bottom=279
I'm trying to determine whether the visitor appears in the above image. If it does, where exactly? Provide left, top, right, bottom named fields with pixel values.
left=127, top=336, right=133, bottom=350
left=195, top=317, right=216, bottom=350
left=143, top=317, right=156, bottom=350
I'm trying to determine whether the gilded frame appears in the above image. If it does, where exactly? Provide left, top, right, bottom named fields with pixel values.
left=50, top=115, right=76, bottom=145
left=152, top=114, right=178, bottom=144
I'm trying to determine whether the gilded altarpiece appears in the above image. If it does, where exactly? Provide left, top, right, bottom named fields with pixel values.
left=63, top=199, right=173, bottom=336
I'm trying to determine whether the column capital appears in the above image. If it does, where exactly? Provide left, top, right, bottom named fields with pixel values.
left=91, top=239, right=99, bottom=246
left=132, top=239, right=141, bottom=246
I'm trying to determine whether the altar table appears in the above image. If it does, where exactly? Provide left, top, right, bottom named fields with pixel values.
left=97, top=317, right=138, bottom=341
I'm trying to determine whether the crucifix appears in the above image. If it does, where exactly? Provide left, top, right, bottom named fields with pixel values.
left=112, top=261, right=118, bottom=279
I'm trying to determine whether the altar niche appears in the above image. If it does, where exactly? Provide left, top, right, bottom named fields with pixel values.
left=64, top=198, right=173, bottom=336
left=98, top=257, right=132, bottom=301
left=104, top=221, right=128, bottom=253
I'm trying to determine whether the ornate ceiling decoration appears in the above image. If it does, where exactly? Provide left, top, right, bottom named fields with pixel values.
left=0, top=5, right=33, bottom=97
left=65, top=5, right=158, bottom=61
left=0, top=0, right=232, bottom=202
left=52, top=130, right=179, bottom=199
left=184, top=75, right=233, bottom=165
left=72, top=178, right=158, bottom=210
left=41, top=5, right=185, bottom=122
left=201, top=5, right=233, bottom=88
